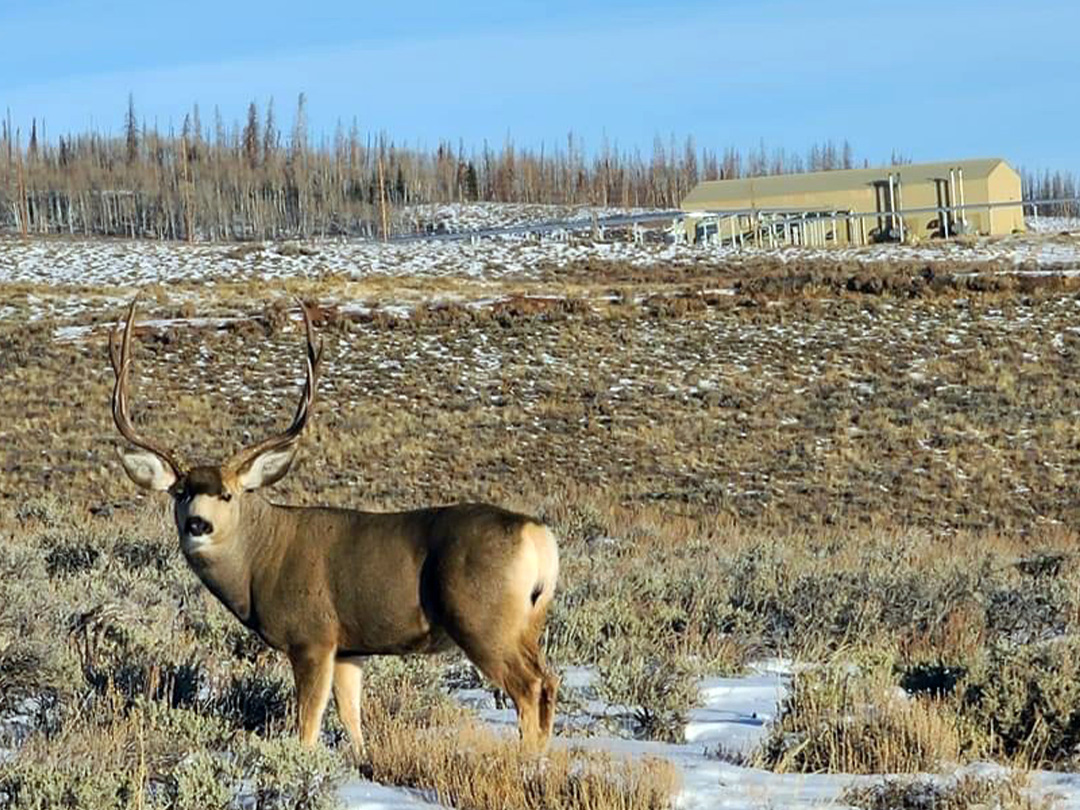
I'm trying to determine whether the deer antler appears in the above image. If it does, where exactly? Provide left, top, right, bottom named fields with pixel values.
left=110, top=298, right=184, bottom=476
left=224, top=299, right=323, bottom=475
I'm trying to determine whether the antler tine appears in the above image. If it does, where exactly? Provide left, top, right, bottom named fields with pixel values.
left=282, top=298, right=323, bottom=432
left=110, top=298, right=183, bottom=475
left=108, top=320, right=123, bottom=375
left=225, top=300, right=322, bottom=473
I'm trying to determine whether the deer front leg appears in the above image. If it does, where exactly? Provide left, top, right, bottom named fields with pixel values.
left=289, top=646, right=335, bottom=747
left=333, top=658, right=367, bottom=759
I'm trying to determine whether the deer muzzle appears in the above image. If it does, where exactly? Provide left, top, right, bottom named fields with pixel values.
left=184, top=516, right=214, bottom=537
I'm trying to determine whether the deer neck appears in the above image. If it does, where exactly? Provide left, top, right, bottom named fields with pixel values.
left=181, top=496, right=292, bottom=629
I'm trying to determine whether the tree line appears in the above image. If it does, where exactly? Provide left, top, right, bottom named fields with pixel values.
left=1022, top=169, right=1079, bottom=217
left=1, top=95, right=1073, bottom=240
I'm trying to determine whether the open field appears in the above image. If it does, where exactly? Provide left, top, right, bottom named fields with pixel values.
left=5, top=227, right=1080, bottom=530
left=4, top=219, right=1080, bottom=808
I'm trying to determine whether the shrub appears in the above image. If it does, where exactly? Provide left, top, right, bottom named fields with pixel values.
left=157, top=751, right=240, bottom=810
left=216, top=665, right=295, bottom=736
left=843, top=770, right=1052, bottom=810
left=0, top=762, right=137, bottom=810
left=596, top=640, right=700, bottom=742
left=0, top=703, right=346, bottom=810
left=242, top=738, right=345, bottom=810
left=960, top=638, right=1080, bottom=766
left=755, top=663, right=973, bottom=774
left=43, top=539, right=100, bottom=578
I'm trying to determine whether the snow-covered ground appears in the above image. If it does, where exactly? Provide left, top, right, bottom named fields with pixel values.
left=1025, top=215, right=1080, bottom=234
left=394, top=202, right=668, bottom=234
left=340, top=662, right=1080, bottom=810
left=2, top=215, right=1079, bottom=293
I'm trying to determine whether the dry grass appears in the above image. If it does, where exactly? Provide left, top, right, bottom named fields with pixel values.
left=756, top=635, right=1080, bottom=774
left=362, top=697, right=678, bottom=810
left=754, top=661, right=975, bottom=774
left=7, top=261, right=1080, bottom=533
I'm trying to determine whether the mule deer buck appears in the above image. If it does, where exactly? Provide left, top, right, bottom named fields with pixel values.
left=109, top=300, right=560, bottom=753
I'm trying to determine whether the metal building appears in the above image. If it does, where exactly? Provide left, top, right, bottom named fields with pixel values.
left=680, top=158, right=1024, bottom=246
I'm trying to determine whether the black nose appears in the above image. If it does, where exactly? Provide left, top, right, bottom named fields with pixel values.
left=184, top=516, right=213, bottom=537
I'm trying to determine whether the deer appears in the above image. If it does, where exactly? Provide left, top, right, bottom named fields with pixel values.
left=108, top=299, right=560, bottom=755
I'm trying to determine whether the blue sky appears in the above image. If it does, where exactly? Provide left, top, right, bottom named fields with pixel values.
left=1, top=0, right=1075, bottom=172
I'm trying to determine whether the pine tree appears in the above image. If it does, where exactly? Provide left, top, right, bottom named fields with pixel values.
left=242, top=101, right=260, bottom=169
left=291, top=92, right=307, bottom=158
left=263, top=98, right=278, bottom=164
left=125, top=93, right=139, bottom=165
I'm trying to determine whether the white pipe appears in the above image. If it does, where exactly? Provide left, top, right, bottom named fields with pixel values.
left=887, top=173, right=897, bottom=239
left=957, top=167, right=967, bottom=227
left=949, top=169, right=957, bottom=236
left=896, top=177, right=905, bottom=242
left=876, top=182, right=884, bottom=236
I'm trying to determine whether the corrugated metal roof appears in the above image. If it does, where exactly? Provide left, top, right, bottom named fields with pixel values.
left=681, top=158, right=1013, bottom=210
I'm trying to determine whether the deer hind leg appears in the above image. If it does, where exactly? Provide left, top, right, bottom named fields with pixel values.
left=496, top=600, right=559, bottom=748
left=465, top=624, right=555, bottom=753
left=538, top=662, right=560, bottom=742
left=526, top=607, right=559, bottom=747
left=333, top=658, right=367, bottom=759
left=453, top=638, right=540, bottom=751
left=503, top=640, right=545, bottom=751
left=289, top=646, right=335, bottom=747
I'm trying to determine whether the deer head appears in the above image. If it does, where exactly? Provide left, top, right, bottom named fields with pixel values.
left=110, top=299, right=323, bottom=553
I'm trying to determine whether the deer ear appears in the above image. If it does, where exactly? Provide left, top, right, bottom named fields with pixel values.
left=118, top=446, right=178, bottom=491
left=234, top=444, right=299, bottom=491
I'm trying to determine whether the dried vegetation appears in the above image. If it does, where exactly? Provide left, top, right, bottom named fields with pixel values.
left=3, top=250, right=1080, bottom=805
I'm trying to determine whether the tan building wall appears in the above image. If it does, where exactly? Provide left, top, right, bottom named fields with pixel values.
left=680, top=158, right=1024, bottom=245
